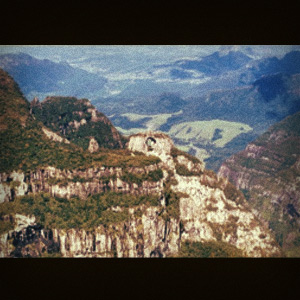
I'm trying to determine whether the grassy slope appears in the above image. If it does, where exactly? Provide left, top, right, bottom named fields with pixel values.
left=168, top=119, right=252, bottom=147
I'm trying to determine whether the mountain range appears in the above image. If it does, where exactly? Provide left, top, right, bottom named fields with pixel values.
left=95, top=50, right=300, bottom=170
left=0, top=48, right=300, bottom=172
left=0, top=52, right=107, bottom=101
left=161, top=50, right=252, bottom=77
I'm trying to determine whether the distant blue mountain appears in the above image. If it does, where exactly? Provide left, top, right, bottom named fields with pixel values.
left=0, top=52, right=107, bottom=99
left=181, top=73, right=300, bottom=127
left=174, top=51, right=252, bottom=76
left=169, top=68, right=192, bottom=79
left=249, top=51, right=300, bottom=79
left=253, top=73, right=287, bottom=102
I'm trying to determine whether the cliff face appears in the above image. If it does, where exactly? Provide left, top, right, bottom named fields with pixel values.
left=1, top=132, right=281, bottom=257
left=218, top=112, right=300, bottom=256
left=0, top=165, right=164, bottom=203
left=0, top=208, right=179, bottom=258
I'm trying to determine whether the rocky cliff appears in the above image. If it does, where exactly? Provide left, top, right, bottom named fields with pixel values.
left=0, top=68, right=281, bottom=257
left=0, top=131, right=281, bottom=257
left=218, top=112, right=300, bottom=256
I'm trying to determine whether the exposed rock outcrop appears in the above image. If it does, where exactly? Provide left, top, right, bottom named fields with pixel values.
left=218, top=112, right=300, bottom=256
left=42, top=127, right=70, bottom=144
left=0, top=163, right=165, bottom=202
left=88, top=137, right=99, bottom=153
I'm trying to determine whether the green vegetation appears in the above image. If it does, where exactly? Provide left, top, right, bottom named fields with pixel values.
left=0, top=219, right=14, bottom=234
left=162, top=171, right=189, bottom=220
left=223, top=182, right=246, bottom=205
left=0, top=118, right=160, bottom=173
left=99, top=149, right=161, bottom=168
left=0, top=69, right=30, bottom=130
left=147, top=169, right=164, bottom=181
left=268, top=209, right=291, bottom=249
left=121, top=169, right=163, bottom=186
left=168, top=120, right=252, bottom=148
left=39, top=252, right=63, bottom=258
left=114, top=111, right=183, bottom=136
left=134, top=208, right=143, bottom=218
left=224, top=215, right=239, bottom=238
left=164, top=190, right=188, bottom=220
left=207, top=222, right=223, bottom=241
left=236, top=113, right=300, bottom=176
left=0, top=192, right=160, bottom=231
left=31, top=96, right=126, bottom=150
left=100, top=209, right=130, bottom=226
left=256, top=111, right=300, bottom=146
left=240, top=188, right=251, bottom=201
left=10, top=180, right=21, bottom=189
left=120, top=112, right=175, bottom=132
left=47, top=176, right=94, bottom=186
left=171, top=147, right=200, bottom=164
left=171, top=147, right=204, bottom=177
left=175, top=163, right=199, bottom=176
left=1, top=71, right=152, bottom=173
left=177, top=240, right=244, bottom=257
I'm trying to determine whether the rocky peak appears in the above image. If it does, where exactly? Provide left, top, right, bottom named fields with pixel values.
left=31, top=97, right=40, bottom=106
left=128, top=131, right=174, bottom=164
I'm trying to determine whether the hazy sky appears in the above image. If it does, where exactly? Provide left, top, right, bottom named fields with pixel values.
left=0, top=45, right=219, bottom=63
left=1, top=45, right=299, bottom=77
left=1, top=45, right=299, bottom=62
